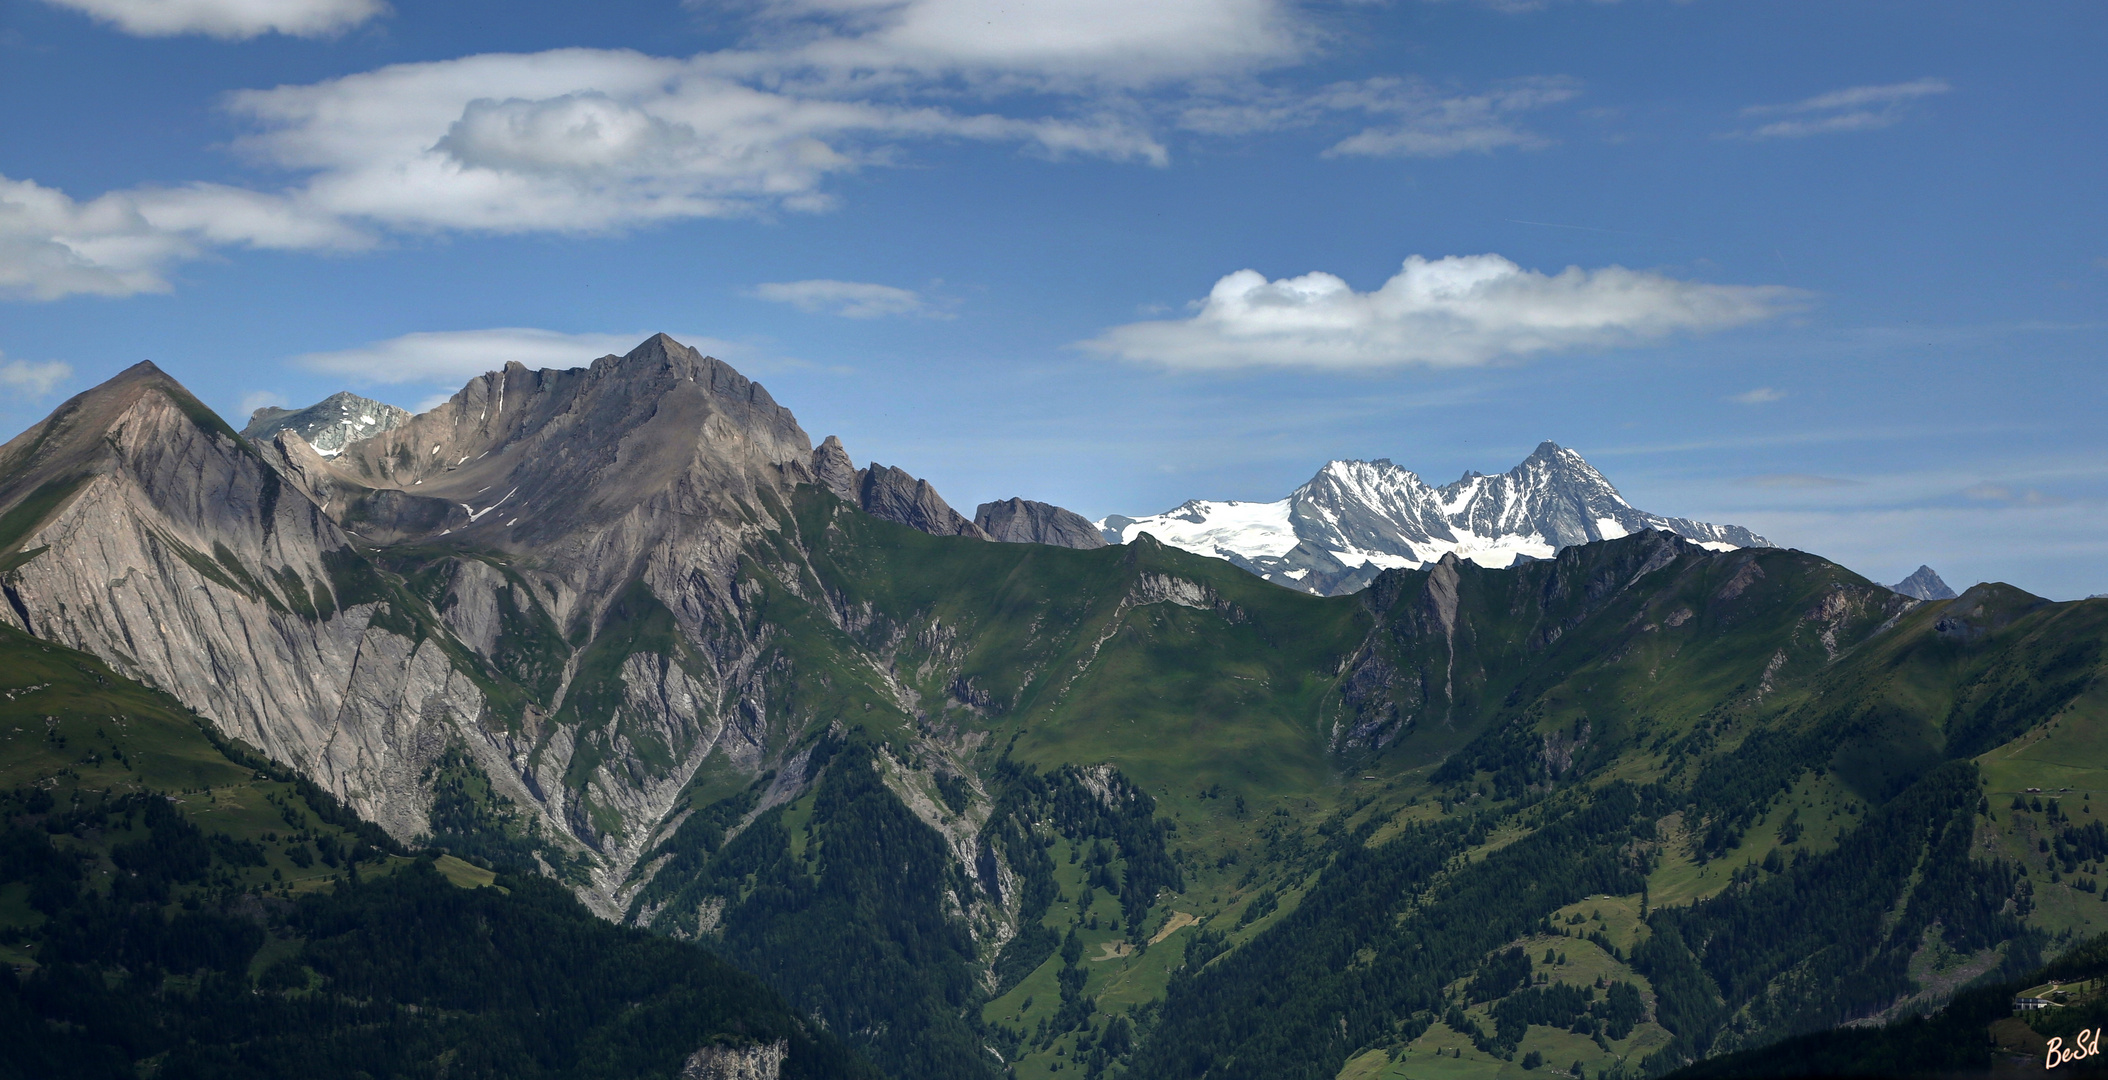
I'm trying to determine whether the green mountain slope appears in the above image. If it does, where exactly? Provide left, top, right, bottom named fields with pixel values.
left=7, top=355, right=2107, bottom=1080
left=609, top=495, right=2108, bottom=1079
left=0, top=623, right=875, bottom=1080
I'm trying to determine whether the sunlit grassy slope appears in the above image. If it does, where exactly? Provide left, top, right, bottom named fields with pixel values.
left=712, top=497, right=2108, bottom=1080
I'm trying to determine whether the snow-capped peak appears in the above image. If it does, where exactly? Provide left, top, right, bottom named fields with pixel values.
left=1097, top=442, right=1768, bottom=595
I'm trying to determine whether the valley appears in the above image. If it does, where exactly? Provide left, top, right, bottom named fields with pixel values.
left=2, top=336, right=2104, bottom=1080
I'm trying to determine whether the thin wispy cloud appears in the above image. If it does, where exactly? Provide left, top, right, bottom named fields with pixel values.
left=1740, top=473, right=1859, bottom=489
left=1177, top=76, right=1579, bottom=158
left=1963, top=482, right=2067, bottom=507
left=1731, top=387, right=1785, bottom=405
left=291, top=328, right=736, bottom=385
left=1081, top=254, right=1801, bottom=371
left=34, top=0, right=386, bottom=38
left=1731, top=78, right=1951, bottom=139
left=0, top=354, right=73, bottom=396
left=749, top=279, right=946, bottom=319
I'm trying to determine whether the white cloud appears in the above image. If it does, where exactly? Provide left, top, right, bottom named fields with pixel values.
left=1177, top=76, right=1579, bottom=158
left=1734, top=78, right=1950, bottom=140
left=224, top=48, right=1167, bottom=235
left=0, top=174, right=368, bottom=299
left=2, top=39, right=1178, bottom=300
left=750, top=279, right=940, bottom=318
left=1081, top=254, right=1803, bottom=371
left=36, top=0, right=386, bottom=39
left=1731, top=387, right=1785, bottom=405
left=0, top=354, right=73, bottom=396
left=290, top=328, right=721, bottom=384
left=754, top=0, right=1305, bottom=86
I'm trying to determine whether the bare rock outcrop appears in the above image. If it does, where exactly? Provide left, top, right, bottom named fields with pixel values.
left=808, top=433, right=989, bottom=539
left=680, top=1040, right=787, bottom=1080
left=974, top=497, right=1106, bottom=549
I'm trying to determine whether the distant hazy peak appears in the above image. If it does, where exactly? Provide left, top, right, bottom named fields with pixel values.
left=242, top=391, right=410, bottom=458
left=1890, top=565, right=1959, bottom=602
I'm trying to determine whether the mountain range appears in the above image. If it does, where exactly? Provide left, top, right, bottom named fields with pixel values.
left=3, top=334, right=2103, bottom=1080
left=1098, top=446, right=1770, bottom=596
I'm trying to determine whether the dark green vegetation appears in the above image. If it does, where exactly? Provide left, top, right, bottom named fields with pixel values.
left=0, top=624, right=872, bottom=1080
left=694, top=501, right=2108, bottom=1080
left=1670, top=930, right=2108, bottom=1078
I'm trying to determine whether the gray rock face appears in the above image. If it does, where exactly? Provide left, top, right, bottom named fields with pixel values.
left=0, top=337, right=831, bottom=914
left=1101, top=442, right=1770, bottom=596
left=0, top=363, right=478, bottom=843
left=243, top=392, right=411, bottom=458
left=1890, top=565, right=1958, bottom=601
left=974, top=497, right=1106, bottom=549
left=856, top=464, right=988, bottom=538
left=810, top=435, right=859, bottom=503
left=810, top=434, right=989, bottom=539
left=680, top=1040, right=788, bottom=1080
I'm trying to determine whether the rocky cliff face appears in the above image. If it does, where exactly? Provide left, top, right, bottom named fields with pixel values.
left=243, top=391, right=410, bottom=457
left=0, top=363, right=477, bottom=842
left=0, top=338, right=847, bottom=911
left=975, top=497, right=1107, bottom=549
left=0, top=335, right=1129, bottom=917
left=808, top=433, right=989, bottom=539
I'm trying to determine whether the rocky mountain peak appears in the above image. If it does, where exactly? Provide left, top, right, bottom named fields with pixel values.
left=811, top=436, right=859, bottom=502
left=1890, top=564, right=1959, bottom=602
left=1101, top=443, right=1770, bottom=596
left=309, top=335, right=812, bottom=551
left=243, top=391, right=411, bottom=458
left=0, top=359, right=252, bottom=522
left=974, top=498, right=1106, bottom=549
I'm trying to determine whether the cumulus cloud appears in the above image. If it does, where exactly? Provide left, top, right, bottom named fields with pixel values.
left=1177, top=76, right=1579, bottom=158
left=36, top=0, right=386, bottom=39
left=0, top=355, right=73, bottom=396
left=1733, top=78, right=1951, bottom=139
left=290, top=328, right=729, bottom=384
left=1081, top=254, right=1803, bottom=371
left=750, top=279, right=939, bottom=318
left=1731, top=387, right=1785, bottom=405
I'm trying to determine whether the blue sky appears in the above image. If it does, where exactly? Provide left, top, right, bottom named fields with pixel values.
left=1, top=0, right=2103, bottom=597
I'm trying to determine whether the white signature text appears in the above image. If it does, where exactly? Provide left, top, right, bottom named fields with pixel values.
left=2047, top=1027, right=2103, bottom=1069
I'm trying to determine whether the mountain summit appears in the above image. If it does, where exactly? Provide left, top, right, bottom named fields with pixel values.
left=1890, top=564, right=1959, bottom=601
left=1099, top=442, right=1768, bottom=595
left=242, top=391, right=410, bottom=457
